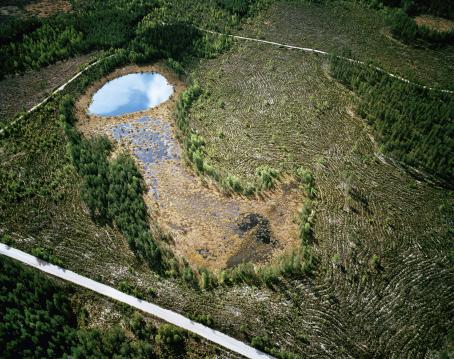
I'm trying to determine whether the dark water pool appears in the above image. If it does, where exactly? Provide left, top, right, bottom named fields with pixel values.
left=88, top=72, right=173, bottom=116
left=111, top=116, right=180, bottom=199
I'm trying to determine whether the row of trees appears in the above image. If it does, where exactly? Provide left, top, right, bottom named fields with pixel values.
left=331, top=56, right=454, bottom=184
left=59, top=95, right=162, bottom=269
left=0, top=0, right=266, bottom=79
left=0, top=256, right=191, bottom=358
left=366, top=0, right=454, bottom=19
left=386, top=9, right=454, bottom=45
left=295, top=167, right=316, bottom=245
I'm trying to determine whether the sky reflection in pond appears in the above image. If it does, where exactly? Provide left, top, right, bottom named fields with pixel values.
left=88, top=73, right=173, bottom=116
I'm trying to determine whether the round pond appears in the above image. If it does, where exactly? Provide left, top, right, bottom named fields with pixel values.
left=88, top=72, right=173, bottom=116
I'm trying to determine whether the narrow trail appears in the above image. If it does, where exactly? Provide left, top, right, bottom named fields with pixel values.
left=199, top=28, right=454, bottom=95
left=2, top=26, right=451, bottom=137
left=0, top=244, right=273, bottom=359
left=0, top=55, right=113, bottom=136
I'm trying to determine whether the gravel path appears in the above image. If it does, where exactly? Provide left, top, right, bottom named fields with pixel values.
left=0, top=243, right=273, bottom=359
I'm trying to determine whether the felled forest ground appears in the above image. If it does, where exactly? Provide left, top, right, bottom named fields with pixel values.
left=239, top=1, right=454, bottom=89
left=0, top=52, right=97, bottom=122
left=1, top=0, right=453, bottom=357
left=186, top=15, right=454, bottom=358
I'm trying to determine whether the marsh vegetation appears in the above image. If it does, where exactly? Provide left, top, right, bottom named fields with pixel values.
left=0, top=0, right=453, bottom=358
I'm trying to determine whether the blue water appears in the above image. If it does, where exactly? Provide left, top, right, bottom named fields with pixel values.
left=88, top=73, right=173, bottom=116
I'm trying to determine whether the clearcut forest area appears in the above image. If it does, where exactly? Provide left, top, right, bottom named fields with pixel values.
left=0, top=0, right=453, bottom=358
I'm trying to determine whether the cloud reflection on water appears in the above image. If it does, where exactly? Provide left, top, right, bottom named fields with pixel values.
left=88, top=73, right=173, bottom=116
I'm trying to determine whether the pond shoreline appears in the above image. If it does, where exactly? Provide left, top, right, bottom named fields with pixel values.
left=76, top=63, right=302, bottom=271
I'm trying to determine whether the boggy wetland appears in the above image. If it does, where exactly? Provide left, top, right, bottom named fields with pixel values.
left=1, top=0, right=453, bottom=357
left=77, top=64, right=302, bottom=270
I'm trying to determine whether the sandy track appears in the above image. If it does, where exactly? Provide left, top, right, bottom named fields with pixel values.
left=198, top=28, right=454, bottom=94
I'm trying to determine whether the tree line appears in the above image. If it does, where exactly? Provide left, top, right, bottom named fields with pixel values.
left=330, top=55, right=454, bottom=185
left=0, top=256, right=193, bottom=358
left=0, top=0, right=267, bottom=79
left=365, top=0, right=454, bottom=19
left=60, top=94, right=162, bottom=270
left=386, top=9, right=454, bottom=45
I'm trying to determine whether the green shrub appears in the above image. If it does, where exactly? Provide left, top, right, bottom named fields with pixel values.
left=198, top=267, right=218, bottom=289
left=0, top=233, right=14, bottom=246
left=165, top=58, right=185, bottom=76
left=155, top=324, right=186, bottom=348
left=31, top=247, right=64, bottom=266
left=189, top=313, right=214, bottom=326
left=242, top=182, right=257, bottom=195
left=224, top=174, right=243, bottom=192
left=183, top=265, right=197, bottom=286
left=256, top=165, right=278, bottom=190
left=231, top=262, right=263, bottom=285
left=259, top=266, right=280, bottom=287
left=129, top=312, right=156, bottom=340
left=295, top=167, right=316, bottom=199
left=251, top=335, right=271, bottom=351
left=276, top=246, right=316, bottom=277
left=117, top=280, right=150, bottom=300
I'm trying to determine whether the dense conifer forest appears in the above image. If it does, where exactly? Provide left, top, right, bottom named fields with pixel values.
left=0, top=0, right=266, bottom=79
left=386, top=9, right=454, bottom=44
left=0, top=256, right=193, bottom=358
left=330, top=56, right=454, bottom=184
left=368, top=0, right=454, bottom=19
